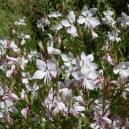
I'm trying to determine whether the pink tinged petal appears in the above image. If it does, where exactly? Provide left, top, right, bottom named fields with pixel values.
left=52, top=48, right=61, bottom=54
left=84, top=79, right=94, bottom=90
left=47, top=47, right=61, bottom=55
left=61, top=20, right=71, bottom=27
left=32, top=70, right=46, bottom=79
left=101, top=117, right=112, bottom=124
left=6, top=70, right=13, bottom=78
left=8, top=93, right=19, bottom=100
left=94, top=78, right=100, bottom=84
left=125, top=121, right=129, bottom=128
left=68, top=11, right=75, bottom=24
left=21, top=107, right=29, bottom=119
left=6, top=55, right=19, bottom=62
left=77, top=16, right=86, bottom=24
left=36, top=59, right=46, bottom=71
left=22, top=78, right=29, bottom=84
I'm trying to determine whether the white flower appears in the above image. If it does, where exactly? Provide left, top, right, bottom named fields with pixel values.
left=58, top=78, right=71, bottom=88
left=14, top=18, right=26, bottom=25
left=59, top=88, right=72, bottom=99
left=37, top=18, right=50, bottom=31
left=113, top=62, right=129, bottom=78
left=6, top=55, right=20, bottom=62
left=20, top=89, right=26, bottom=100
left=103, top=10, right=114, bottom=16
left=61, top=52, right=76, bottom=67
left=21, top=107, right=29, bottom=119
left=77, top=7, right=100, bottom=29
left=102, top=10, right=116, bottom=27
left=10, top=41, right=20, bottom=52
left=47, top=46, right=61, bottom=55
left=32, top=58, right=58, bottom=84
left=17, top=33, right=31, bottom=45
left=28, top=50, right=40, bottom=61
left=48, top=11, right=62, bottom=18
left=6, top=65, right=15, bottom=78
left=72, top=52, right=99, bottom=90
left=117, top=12, right=129, bottom=28
left=72, top=63, right=98, bottom=90
left=61, top=11, right=78, bottom=37
left=102, top=53, right=114, bottom=65
left=25, top=83, right=39, bottom=100
left=47, top=34, right=61, bottom=55
left=0, top=39, right=7, bottom=55
left=51, top=24, right=63, bottom=32
left=21, top=72, right=32, bottom=84
left=20, top=56, right=29, bottom=70
left=43, top=88, right=67, bottom=116
left=107, top=30, right=121, bottom=43
left=91, top=30, right=98, bottom=39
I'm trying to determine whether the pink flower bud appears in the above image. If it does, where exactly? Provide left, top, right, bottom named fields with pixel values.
left=8, top=93, right=19, bottom=100
left=6, top=55, right=19, bottom=62
left=21, top=106, right=29, bottom=119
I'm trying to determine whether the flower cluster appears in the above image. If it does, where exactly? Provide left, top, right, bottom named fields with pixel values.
left=0, top=3, right=129, bottom=129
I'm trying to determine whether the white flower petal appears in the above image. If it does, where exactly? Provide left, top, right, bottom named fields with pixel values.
left=88, top=71, right=98, bottom=80
left=36, top=59, right=46, bottom=71
left=84, top=79, right=94, bottom=90
left=90, top=8, right=97, bottom=15
left=50, top=69, right=57, bottom=77
left=77, top=16, right=86, bottom=24
left=68, top=11, right=75, bottom=23
left=47, top=58, right=56, bottom=70
left=81, top=64, right=89, bottom=75
left=21, top=39, right=26, bottom=45
left=32, top=70, right=45, bottom=79
left=81, top=52, right=87, bottom=61
left=101, top=117, right=112, bottom=124
left=61, top=54, right=68, bottom=62
left=72, top=71, right=81, bottom=80
left=61, top=20, right=71, bottom=27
